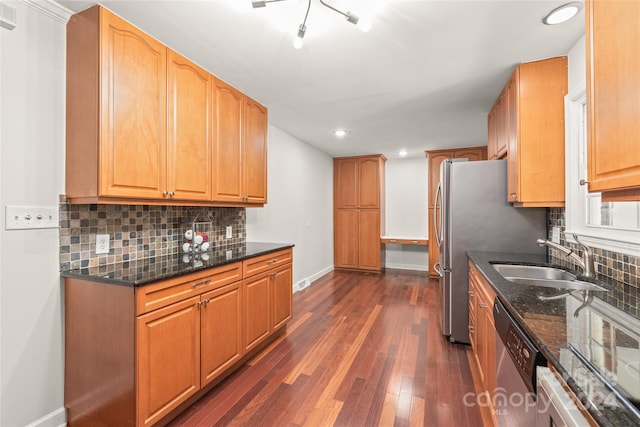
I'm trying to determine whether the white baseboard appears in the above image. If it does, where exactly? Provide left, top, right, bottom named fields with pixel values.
left=25, top=407, right=66, bottom=427
left=293, top=265, right=334, bottom=293
left=384, top=262, right=429, bottom=272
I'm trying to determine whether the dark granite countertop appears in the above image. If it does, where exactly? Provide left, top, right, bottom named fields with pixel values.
left=61, top=242, right=294, bottom=287
left=468, top=251, right=640, bottom=427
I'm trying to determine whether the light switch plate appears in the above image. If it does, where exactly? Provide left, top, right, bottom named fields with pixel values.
left=552, top=226, right=561, bottom=244
left=5, top=205, right=59, bottom=230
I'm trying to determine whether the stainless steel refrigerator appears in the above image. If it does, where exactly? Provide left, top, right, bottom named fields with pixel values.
left=433, top=159, right=546, bottom=344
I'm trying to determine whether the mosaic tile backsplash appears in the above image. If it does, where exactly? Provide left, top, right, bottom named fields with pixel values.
left=548, top=208, right=639, bottom=317
left=59, top=200, right=246, bottom=271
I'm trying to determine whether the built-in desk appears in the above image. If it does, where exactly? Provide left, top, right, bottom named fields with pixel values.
left=380, top=236, right=428, bottom=246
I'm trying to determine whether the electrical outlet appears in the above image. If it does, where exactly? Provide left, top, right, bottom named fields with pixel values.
left=551, top=227, right=561, bottom=244
left=226, top=226, right=232, bottom=239
left=96, top=234, right=110, bottom=254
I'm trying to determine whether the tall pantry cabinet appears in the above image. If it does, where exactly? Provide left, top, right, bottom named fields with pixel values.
left=334, top=155, right=386, bottom=272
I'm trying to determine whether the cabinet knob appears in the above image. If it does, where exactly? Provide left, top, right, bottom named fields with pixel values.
left=163, top=190, right=169, bottom=197
left=510, top=193, right=517, bottom=200
left=170, top=191, right=175, bottom=197
left=579, top=179, right=589, bottom=186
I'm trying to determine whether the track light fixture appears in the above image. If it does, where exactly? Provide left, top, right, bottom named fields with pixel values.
left=251, top=0, right=371, bottom=48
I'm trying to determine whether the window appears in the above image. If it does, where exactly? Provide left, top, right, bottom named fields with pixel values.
left=565, top=84, right=640, bottom=256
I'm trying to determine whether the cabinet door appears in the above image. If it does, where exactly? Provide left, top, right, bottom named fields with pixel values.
left=167, top=50, right=212, bottom=201
left=495, top=89, right=509, bottom=160
left=201, top=282, right=242, bottom=386
left=487, top=108, right=498, bottom=160
left=272, top=264, right=293, bottom=331
left=587, top=0, right=640, bottom=197
left=506, top=72, right=519, bottom=202
left=212, top=79, right=243, bottom=202
left=334, top=158, right=359, bottom=209
left=136, top=296, right=200, bottom=427
left=243, top=273, right=271, bottom=352
left=243, top=97, right=268, bottom=204
left=358, top=209, right=381, bottom=271
left=100, top=10, right=167, bottom=199
left=358, top=157, right=381, bottom=208
left=334, top=209, right=359, bottom=269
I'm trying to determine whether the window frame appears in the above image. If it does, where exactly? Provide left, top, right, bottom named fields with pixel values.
left=564, top=82, right=640, bottom=256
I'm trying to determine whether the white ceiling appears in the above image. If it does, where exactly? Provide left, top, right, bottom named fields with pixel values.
left=56, top=0, right=585, bottom=159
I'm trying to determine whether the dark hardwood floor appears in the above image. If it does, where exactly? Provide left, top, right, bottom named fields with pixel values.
left=167, top=269, right=482, bottom=426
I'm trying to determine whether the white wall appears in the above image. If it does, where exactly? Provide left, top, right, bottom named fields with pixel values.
left=1, top=1, right=68, bottom=426
left=568, top=35, right=585, bottom=91
left=384, top=157, right=429, bottom=271
left=246, top=126, right=334, bottom=290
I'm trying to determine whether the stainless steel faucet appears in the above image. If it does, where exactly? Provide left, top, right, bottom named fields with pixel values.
left=536, top=233, right=596, bottom=278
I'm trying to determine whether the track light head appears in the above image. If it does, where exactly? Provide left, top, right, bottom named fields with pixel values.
left=345, top=12, right=359, bottom=25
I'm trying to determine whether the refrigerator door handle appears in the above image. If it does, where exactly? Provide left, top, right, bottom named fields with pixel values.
left=434, top=261, right=443, bottom=277
left=433, top=182, right=443, bottom=248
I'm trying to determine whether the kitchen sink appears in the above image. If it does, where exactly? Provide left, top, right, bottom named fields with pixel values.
left=491, top=263, right=609, bottom=292
left=492, top=264, right=575, bottom=281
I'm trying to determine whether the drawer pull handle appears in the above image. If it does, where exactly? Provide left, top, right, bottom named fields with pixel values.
left=479, top=302, right=488, bottom=309
left=267, top=259, right=278, bottom=264
left=192, top=279, right=212, bottom=288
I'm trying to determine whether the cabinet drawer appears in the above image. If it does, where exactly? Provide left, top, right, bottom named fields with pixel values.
left=136, top=262, right=242, bottom=315
left=243, top=248, right=292, bottom=278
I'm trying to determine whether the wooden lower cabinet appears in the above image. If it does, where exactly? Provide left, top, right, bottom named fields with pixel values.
left=136, top=297, right=201, bottom=427
left=243, top=272, right=271, bottom=352
left=468, top=261, right=497, bottom=426
left=334, top=208, right=383, bottom=272
left=243, top=253, right=293, bottom=352
left=201, top=282, right=243, bottom=386
left=65, top=249, right=292, bottom=427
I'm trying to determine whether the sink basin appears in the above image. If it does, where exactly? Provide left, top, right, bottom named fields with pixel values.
left=492, top=264, right=576, bottom=281
left=491, top=263, right=609, bottom=292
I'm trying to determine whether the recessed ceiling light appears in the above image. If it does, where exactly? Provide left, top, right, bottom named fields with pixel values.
left=398, top=150, right=408, bottom=156
left=542, top=2, right=582, bottom=25
left=334, top=129, right=347, bottom=138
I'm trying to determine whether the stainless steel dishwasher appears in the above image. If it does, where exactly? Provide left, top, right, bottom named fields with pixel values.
left=494, top=298, right=547, bottom=426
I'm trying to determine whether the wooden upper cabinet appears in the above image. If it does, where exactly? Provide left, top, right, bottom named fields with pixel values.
left=212, top=79, right=244, bottom=203
left=167, top=50, right=213, bottom=201
left=66, top=5, right=268, bottom=206
left=212, top=83, right=268, bottom=205
left=334, top=155, right=385, bottom=209
left=488, top=90, right=508, bottom=160
left=243, top=96, right=268, bottom=204
left=504, top=57, right=567, bottom=207
left=67, top=6, right=167, bottom=202
left=334, top=158, right=359, bottom=208
left=359, top=157, right=383, bottom=209
left=100, top=9, right=167, bottom=200
left=586, top=0, right=640, bottom=201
